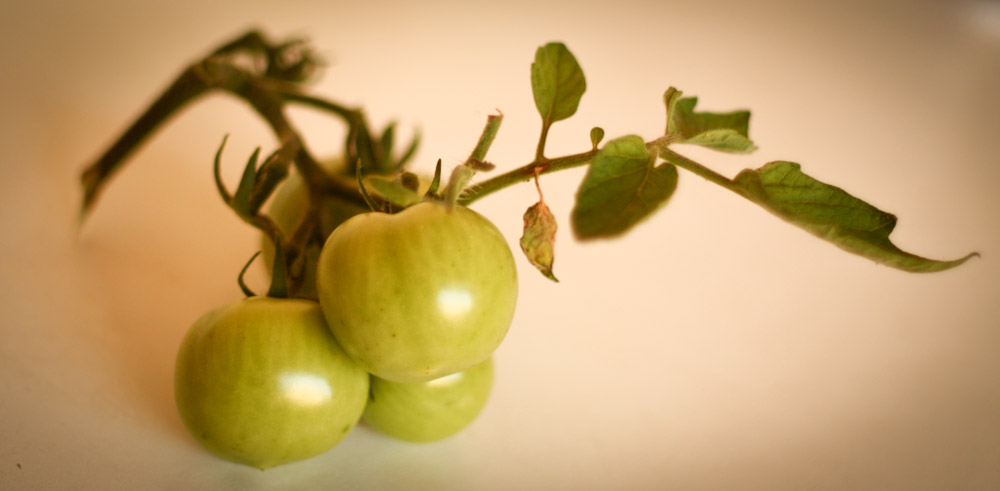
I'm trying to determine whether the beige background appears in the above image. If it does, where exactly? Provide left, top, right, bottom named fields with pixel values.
left=2, top=0, right=998, bottom=489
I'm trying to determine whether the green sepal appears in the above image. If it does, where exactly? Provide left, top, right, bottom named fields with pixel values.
left=212, top=135, right=233, bottom=204
left=266, top=239, right=289, bottom=298
left=365, top=175, right=421, bottom=208
left=231, top=147, right=261, bottom=217
left=443, top=165, right=476, bottom=211
left=424, top=159, right=443, bottom=200
left=237, top=251, right=261, bottom=298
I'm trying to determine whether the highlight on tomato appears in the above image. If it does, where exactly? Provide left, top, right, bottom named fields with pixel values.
left=174, top=297, right=369, bottom=469
left=316, top=201, right=518, bottom=383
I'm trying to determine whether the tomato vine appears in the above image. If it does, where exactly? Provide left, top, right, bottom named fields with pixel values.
left=79, top=29, right=978, bottom=295
left=76, top=27, right=982, bottom=471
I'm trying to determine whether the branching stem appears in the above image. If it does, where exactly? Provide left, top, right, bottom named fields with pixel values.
left=79, top=29, right=780, bottom=294
left=459, top=149, right=596, bottom=205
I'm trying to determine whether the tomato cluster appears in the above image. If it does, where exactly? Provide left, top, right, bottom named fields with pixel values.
left=174, top=173, right=518, bottom=469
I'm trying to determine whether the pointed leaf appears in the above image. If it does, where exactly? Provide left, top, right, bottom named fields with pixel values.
left=668, top=95, right=756, bottom=154
left=231, top=147, right=261, bottom=217
left=424, top=159, right=443, bottom=199
left=733, top=161, right=978, bottom=272
left=520, top=200, right=559, bottom=282
left=531, top=43, right=586, bottom=125
left=237, top=251, right=261, bottom=298
left=212, top=135, right=233, bottom=204
left=572, top=135, right=679, bottom=239
left=266, top=238, right=288, bottom=298
left=443, top=164, right=476, bottom=211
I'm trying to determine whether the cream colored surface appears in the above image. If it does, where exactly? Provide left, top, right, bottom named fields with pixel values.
left=1, top=0, right=998, bottom=489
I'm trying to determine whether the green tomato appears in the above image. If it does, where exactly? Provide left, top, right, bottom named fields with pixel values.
left=364, top=358, right=494, bottom=442
left=316, top=201, right=518, bottom=383
left=174, top=297, right=369, bottom=469
left=262, top=159, right=369, bottom=298
left=262, top=159, right=432, bottom=298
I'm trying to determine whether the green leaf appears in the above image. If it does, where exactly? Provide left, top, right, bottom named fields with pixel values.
left=733, top=161, right=979, bottom=272
left=531, top=43, right=586, bottom=125
left=663, top=87, right=681, bottom=135
left=667, top=91, right=756, bottom=154
left=237, top=251, right=261, bottom=298
left=365, top=175, right=421, bottom=208
left=212, top=135, right=233, bottom=204
left=424, top=159, right=443, bottom=199
left=266, top=239, right=288, bottom=298
left=520, top=200, right=559, bottom=282
left=572, top=135, right=679, bottom=239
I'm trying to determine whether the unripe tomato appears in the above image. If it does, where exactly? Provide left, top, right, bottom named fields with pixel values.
left=174, top=297, right=369, bottom=469
left=316, top=201, right=518, bottom=383
left=263, top=159, right=432, bottom=297
left=363, top=358, right=494, bottom=442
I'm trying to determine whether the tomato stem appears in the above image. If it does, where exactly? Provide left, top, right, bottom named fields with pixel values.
left=458, top=149, right=596, bottom=205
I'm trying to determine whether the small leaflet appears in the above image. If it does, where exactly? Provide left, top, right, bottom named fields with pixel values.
left=590, top=127, right=605, bottom=150
left=531, top=43, right=586, bottom=125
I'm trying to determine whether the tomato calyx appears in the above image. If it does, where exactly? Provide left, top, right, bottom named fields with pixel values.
left=236, top=248, right=289, bottom=299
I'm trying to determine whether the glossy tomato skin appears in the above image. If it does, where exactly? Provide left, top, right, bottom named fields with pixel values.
left=316, top=201, right=518, bottom=383
left=363, top=358, right=494, bottom=442
left=174, top=297, right=369, bottom=469
left=262, top=159, right=433, bottom=298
